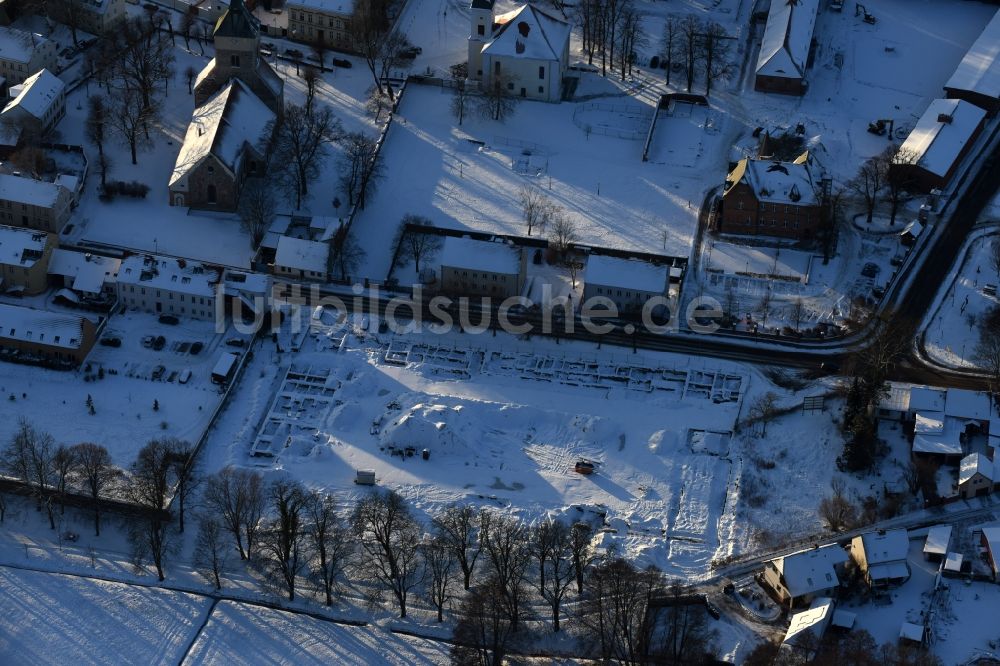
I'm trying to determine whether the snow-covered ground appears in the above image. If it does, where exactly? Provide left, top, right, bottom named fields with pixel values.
left=0, top=566, right=449, bottom=666
left=353, top=79, right=718, bottom=282
left=0, top=567, right=211, bottom=665
left=923, top=228, right=1000, bottom=369
left=0, top=313, right=238, bottom=466
left=186, top=601, right=449, bottom=665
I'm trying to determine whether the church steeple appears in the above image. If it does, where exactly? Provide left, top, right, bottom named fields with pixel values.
left=214, top=0, right=259, bottom=40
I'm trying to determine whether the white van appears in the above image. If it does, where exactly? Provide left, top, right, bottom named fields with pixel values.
left=178, top=368, right=192, bottom=385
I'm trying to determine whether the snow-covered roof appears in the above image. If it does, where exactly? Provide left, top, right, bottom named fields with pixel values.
left=274, top=236, right=328, bottom=274
left=831, top=609, right=855, bottom=630
left=0, top=27, right=51, bottom=65
left=439, top=236, right=521, bottom=275
left=287, top=0, right=353, bottom=14
left=899, top=99, right=986, bottom=179
left=944, top=9, right=1000, bottom=101
left=117, top=254, right=220, bottom=298
left=170, top=79, right=275, bottom=187
left=0, top=302, right=89, bottom=349
left=899, top=622, right=924, bottom=643
left=983, top=527, right=1000, bottom=559
left=945, top=387, right=993, bottom=421
left=782, top=597, right=833, bottom=648
left=910, top=386, right=946, bottom=413
left=0, top=223, right=48, bottom=268
left=47, top=249, right=120, bottom=294
left=585, top=254, right=669, bottom=293
left=725, top=154, right=819, bottom=206
left=913, top=432, right=962, bottom=456
left=901, top=220, right=924, bottom=239
left=0, top=173, right=68, bottom=208
left=214, top=0, right=259, bottom=39
left=223, top=269, right=270, bottom=297
left=2, top=68, right=63, bottom=119
left=943, top=552, right=963, bottom=572
left=914, top=412, right=944, bottom=435
left=756, top=0, right=819, bottom=80
left=857, top=529, right=909, bottom=566
left=769, top=544, right=847, bottom=598
left=922, top=525, right=951, bottom=557
left=482, top=4, right=570, bottom=62
left=960, top=452, right=994, bottom=485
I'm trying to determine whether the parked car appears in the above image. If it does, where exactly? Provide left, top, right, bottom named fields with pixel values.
left=225, top=338, right=246, bottom=348
left=99, top=336, right=122, bottom=347
left=860, top=263, right=880, bottom=278
left=159, top=314, right=180, bottom=325
left=152, top=335, right=166, bottom=351
left=189, top=341, right=204, bottom=355
left=141, top=335, right=155, bottom=348
left=151, top=365, right=166, bottom=380
left=285, top=48, right=303, bottom=59
left=178, top=369, right=192, bottom=384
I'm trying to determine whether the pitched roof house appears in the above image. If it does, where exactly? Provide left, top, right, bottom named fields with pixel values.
left=754, top=0, right=820, bottom=95
left=468, top=1, right=570, bottom=103
left=761, top=544, right=848, bottom=607
left=169, top=79, right=276, bottom=210
left=849, top=529, right=911, bottom=588
left=720, top=151, right=825, bottom=239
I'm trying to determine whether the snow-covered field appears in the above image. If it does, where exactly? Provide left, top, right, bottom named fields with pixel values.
left=186, top=601, right=449, bottom=665
left=352, top=79, right=720, bottom=281
left=923, top=229, right=1000, bottom=368
left=0, top=566, right=449, bottom=666
left=0, top=567, right=211, bottom=665
left=0, top=313, right=236, bottom=465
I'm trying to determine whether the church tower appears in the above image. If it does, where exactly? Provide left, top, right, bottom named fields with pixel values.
left=194, top=0, right=284, bottom=114
left=468, top=0, right=495, bottom=81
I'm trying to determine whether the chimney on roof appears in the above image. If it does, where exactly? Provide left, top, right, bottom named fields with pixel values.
left=937, top=113, right=953, bottom=124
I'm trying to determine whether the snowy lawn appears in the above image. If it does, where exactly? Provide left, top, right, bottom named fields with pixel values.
left=923, top=230, right=1000, bottom=369
left=351, top=79, right=722, bottom=281
left=185, top=601, right=449, bottom=665
left=0, top=566, right=211, bottom=666
left=0, top=313, right=236, bottom=465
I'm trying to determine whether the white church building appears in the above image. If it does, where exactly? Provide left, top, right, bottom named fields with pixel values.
left=467, top=0, right=570, bottom=103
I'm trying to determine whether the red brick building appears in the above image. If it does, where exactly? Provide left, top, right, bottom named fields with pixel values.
left=720, top=152, right=825, bottom=240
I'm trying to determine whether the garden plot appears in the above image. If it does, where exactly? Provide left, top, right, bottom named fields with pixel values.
left=0, top=313, right=232, bottom=465
left=250, top=365, right=339, bottom=457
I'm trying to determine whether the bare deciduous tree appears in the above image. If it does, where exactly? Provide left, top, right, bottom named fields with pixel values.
left=302, top=66, right=320, bottom=113
left=818, top=478, right=857, bottom=532
left=351, top=490, right=424, bottom=618
left=532, top=519, right=576, bottom=631
left=260, top=478, right=308, bottom=601
left=167, top=440, right=199, bottom=534
left=338, top=131, right=384, bottom=209
left=701, top=21, right=734, bottom=96
left=204, top=466, right=266, bottom=561
left=451, top=575, right=516, bottom=666
left=569, top=522, right=595, bottom=594
left=365, top=85, right=394, bottom=123
left=450, top=63, right=472, bottom=126
left=478, top=73, right=518, bottom=122
left=194, top=513, right=228, bottom=589
left=548, top=209, right=577, bottom=260
left=851, top=156, right=887, bottom=225
left=109, top=86, right=156, bottom=165
left=124, top=439, right=174, bottom=580
left=884, top=145, right=919, bottom=226
left=305, top=490, right=352, bottom=606
left=519, top=185, right=550, bottom=237
left=51, top=445, right=76, bottom=515
left=423, top=535, right=457, bottom=622
left=680, top=15, right=703, bottom=93
left=70, top=442, right=120, bottom=536
left=479, top=511, right=531, bottom=631
left=582, top=555, right=664, bottom=664
left=353, top=0, right=408, bottom=100
left=661, top=16, right=681, bottom=86
left=272, top=103, right=341, bottom=209
left=394, top=214, right=443, bottom=274
left=433, top=504, right=482, bottom=591
left=238, top=179, right=276, bottom=251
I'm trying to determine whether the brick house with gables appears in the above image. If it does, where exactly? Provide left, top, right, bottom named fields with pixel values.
left=719, top=151, right=826, bottom=240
